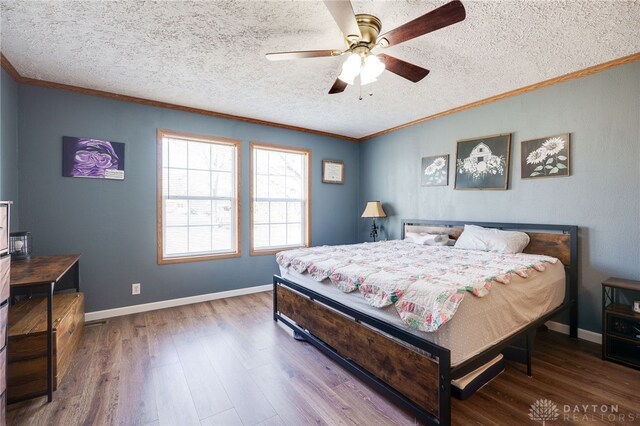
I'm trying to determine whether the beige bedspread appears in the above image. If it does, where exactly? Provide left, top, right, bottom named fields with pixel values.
left=278, top=260, right=565, bottom=366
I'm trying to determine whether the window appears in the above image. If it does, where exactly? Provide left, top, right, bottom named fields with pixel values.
left=157, top=129, right=240, bottom=264
left=250, top=142, right=311, bottom=255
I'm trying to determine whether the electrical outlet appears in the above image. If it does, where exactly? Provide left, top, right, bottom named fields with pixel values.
left=132, top=283, right=141, bottom=295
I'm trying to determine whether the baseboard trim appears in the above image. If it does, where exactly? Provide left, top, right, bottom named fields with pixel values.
left=545, top=320, right=602, bottom=344
left=85, top=284, right=272, bottom=322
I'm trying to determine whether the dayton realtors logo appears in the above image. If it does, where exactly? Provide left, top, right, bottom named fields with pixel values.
left=529, top=399, right=639, bottom=423
left=529, top=399, right=560, bottom=425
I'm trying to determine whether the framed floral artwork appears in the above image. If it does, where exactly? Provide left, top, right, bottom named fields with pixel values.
left=421, top=155, right=449, bottom=186
left=62, top=136, right=125, bottom=180
left=454, top=133, right=511, bottom=190
left=521, top=133, right=570, bottom=179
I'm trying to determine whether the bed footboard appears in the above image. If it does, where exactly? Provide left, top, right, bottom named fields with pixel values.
left=274, top=275, right=451, bottom=425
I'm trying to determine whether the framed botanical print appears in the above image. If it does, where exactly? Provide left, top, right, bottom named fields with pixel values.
left=521, top=133, right=570, bottom=179
left=454, top=133, right=511, bottom=190
left=322, top=160, right=344, bottom=184
left=421, top=155, right=449, bottom=186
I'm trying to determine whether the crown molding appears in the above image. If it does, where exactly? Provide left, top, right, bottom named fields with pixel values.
left=359, top=52, right=640, bottom=141
left=0, top=53, right=359, bottom=143
left=2, top=52, right=639, bottom=143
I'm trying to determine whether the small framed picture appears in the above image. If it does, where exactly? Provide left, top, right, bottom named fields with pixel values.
left=634, top=301, right=640, bottom=314
left=521, top=133, right=570, bottom=179
left=421, top=155, right=449, bottom=187
left=322, top=160, right=344, bottom=184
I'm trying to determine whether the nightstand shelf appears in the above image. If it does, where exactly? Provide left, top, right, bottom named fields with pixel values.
left=602, top=278, right=640, bottom=370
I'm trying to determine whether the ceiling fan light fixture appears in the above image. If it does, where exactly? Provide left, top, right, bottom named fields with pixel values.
left=338, top=52, right=362, bottom=84
left=360, top=54, right=385, bottom=85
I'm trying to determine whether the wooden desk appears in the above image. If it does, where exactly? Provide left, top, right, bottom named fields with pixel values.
left=9, top=254, right=80, bottom=402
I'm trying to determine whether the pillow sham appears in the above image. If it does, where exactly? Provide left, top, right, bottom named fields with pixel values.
left=405, top=232, right=449, bottom=246
left=454, top=224, right=530, bottom=254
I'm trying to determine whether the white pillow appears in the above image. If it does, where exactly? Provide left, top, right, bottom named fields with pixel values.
left=454, top=225, right=530, bottom=254
left=405, top=232, right=449, bottom=246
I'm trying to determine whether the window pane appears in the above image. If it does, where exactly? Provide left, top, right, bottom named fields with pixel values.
left=254, top=225, right=269, bottom=248
left=287, top=202, right=301, bottom=223
left=212, top=225, right=232, bottom=251
left=286, top=175, right=302, bottom=199
left=287, top=223, right=302, bottom=245
left=162, top=168, right=169, bottom=197
left=212, top=171, right=232, bottom=198
left=285, top=153, right=302, bottom=177
left=188, top=141, right=210, bottom=170
left=212, top=145, right=232, bottom=171
left=270, top=224, right=286, bottom=246
left=189, top=200, right=211, bottom=226
left=165, top=227, right=188, bottom=255
left=254, top=202, right=269, bottom=224
left=165, top=199, right=188, bottom=226
left=213, top=200, right=231, bottom=225
left=270, top=202, right=286, bottom=223
left=256, top=149, right=269, bottom=175
left=162, top=140, right=169, bottom=168
left=188, top=170, right=211, bottom=197
left=269, top=151, right=286, bottom=175
left=168, top=138, right=187, bottom=168
left=189, top=226, right=212, bottom=253
left=168, top=169, right=188, bottom=196
left=269, top=176, right=286, bottom=198
left=256, top=175, right=269, bottom=198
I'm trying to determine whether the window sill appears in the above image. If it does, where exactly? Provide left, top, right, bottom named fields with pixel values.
left=158, top=251, right=241, bottom=265
left=250, top=245, right=307, bottom=256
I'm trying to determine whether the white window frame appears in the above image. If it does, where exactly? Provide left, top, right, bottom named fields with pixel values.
left=250, top=141, right=311, bottom=256
left=157, top=129, right=241, bottom=264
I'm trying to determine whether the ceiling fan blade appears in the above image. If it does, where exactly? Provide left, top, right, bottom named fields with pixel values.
left=378, top=54, right=430, bottom=83
left=266, top=50, right=340, bottom=61
left=323, top=0, right=361, bottom=41
left=328, top=78, right=348, bottom=94
left=377, top=0, right=466, bottom=48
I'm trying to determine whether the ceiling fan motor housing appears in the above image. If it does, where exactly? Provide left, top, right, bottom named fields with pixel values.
left=350, top=14, right=382, bottom=51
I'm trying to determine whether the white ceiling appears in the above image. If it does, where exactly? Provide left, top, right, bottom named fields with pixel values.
left=1, top=1, right=639, bottom=139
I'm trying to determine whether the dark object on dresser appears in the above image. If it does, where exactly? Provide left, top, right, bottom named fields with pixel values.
left=602, top=277, right=640, bottom=370
left=9, top=232, right=32, bottom=261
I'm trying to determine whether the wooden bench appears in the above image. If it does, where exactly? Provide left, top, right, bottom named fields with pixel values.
left=7, top=292, right=84, bottom=403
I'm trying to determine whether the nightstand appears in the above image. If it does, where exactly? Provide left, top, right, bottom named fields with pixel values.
left=602, top=277, right=640, bottom=369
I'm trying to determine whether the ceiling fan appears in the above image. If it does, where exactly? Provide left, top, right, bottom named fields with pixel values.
left=266, top=0, right=466, bottom=95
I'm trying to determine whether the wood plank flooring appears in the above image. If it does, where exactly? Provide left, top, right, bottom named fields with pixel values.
left=7, top=292, right=640, bottom=425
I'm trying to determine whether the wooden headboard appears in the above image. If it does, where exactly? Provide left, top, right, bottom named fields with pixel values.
left=401, top=219, right=579, bottom=337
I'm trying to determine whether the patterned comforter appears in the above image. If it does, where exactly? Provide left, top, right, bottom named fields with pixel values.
left=276, top=240, right=558, bottom=332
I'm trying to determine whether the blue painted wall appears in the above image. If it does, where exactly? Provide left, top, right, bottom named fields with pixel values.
left=17, top=85, right=360, bottom=312
left=359, top=61, right=640, bottom=333
left=0, top=68, right=19, bottom=228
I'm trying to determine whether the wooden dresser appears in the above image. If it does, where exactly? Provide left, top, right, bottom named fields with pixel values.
left=0, top=201, right=12, bottom=426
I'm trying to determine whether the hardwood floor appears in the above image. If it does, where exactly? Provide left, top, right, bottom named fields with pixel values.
left=6, top=292, right=640, bottom=425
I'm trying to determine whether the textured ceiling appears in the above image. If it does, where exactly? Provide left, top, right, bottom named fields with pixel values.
left=1, top=1, right=639, bottom=139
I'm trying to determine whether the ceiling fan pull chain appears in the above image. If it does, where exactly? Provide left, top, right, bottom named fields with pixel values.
left=359, top=80, right=363, bottom=101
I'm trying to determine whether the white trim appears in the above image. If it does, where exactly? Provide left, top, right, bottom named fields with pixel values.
left=85, top=284, right=272, bottom=322
left=545, top=320, right=602, bottom=344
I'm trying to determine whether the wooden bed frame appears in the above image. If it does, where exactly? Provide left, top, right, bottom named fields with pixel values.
left=273, top=220, right=578, bottom=425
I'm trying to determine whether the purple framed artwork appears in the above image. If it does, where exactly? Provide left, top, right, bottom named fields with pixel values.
left=62, top=137, right=125, bottom=180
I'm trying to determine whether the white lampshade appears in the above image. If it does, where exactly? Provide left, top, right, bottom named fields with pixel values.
left=361, top=201, right=386, bottom=218
left=360, top=54, right=385, bottom=85
left=338, top=53, right=362, bottom=85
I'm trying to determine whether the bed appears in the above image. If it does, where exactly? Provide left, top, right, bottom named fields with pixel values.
left=272, top=220, right=578, bottom=425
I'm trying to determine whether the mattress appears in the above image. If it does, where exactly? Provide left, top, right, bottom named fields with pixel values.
left=278, top=259, right=565, bottom=367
